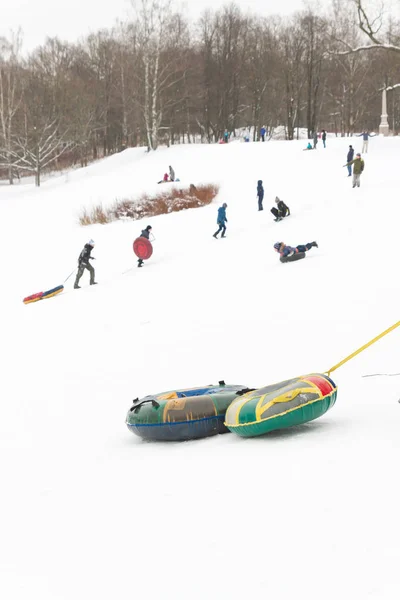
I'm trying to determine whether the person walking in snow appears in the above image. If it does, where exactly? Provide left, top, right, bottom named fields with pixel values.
left=257, top=180, right=264, bottom=211
left=321, top=129, right=327, bottom=148
left=346, top=145, right=354, bottom=176
left=169, top=165, right=175, bottom=182
left=213, top=203, right=228, bottom=238
left=274, top=241, right=318, bottom=258
left=270, top=197, right=290, bottom=222
left=137, top=225, right=152, bottom=267
left=344, top=152, right=364, bottom=188
left=260, top=126, right=266, bottom=142
left=313, top=131, right=318, bottom=149
left=358, top=131, right=375, bottom=153
left=74, top=239, right=97, bottom=289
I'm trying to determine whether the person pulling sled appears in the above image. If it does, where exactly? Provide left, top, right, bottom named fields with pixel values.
left=271, top=197, right=290, bottom=221
left=74, top=239, right=97, bottom=289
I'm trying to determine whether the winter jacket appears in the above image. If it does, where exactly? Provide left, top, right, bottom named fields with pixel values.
left=169, top=167, right=175, bottom=181
left=260, top=127, right=266, bottom=136
left=278, top=244, right=297, bottom=258
left=358, top=132, right=372, bottom=140
left=78, top=244, right=94, bottom=265
left=257, top=180, right=264, bottom=200
left=347, top=148, right=354, bottom=162
left=277, top=200, right=290, bottom=217
left=322, top=131, right=326, bottom=141
left=348, top=157, right=364, bottom=175
left=140, top=229, right=151, bottom=239
left=217, top=206, right=227, bottom=224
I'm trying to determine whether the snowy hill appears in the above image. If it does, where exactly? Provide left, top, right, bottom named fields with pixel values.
left=1, top=136, right=400, bottom=600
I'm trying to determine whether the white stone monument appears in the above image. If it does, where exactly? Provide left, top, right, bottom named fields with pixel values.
left=379, top=87, right=390, bottom=136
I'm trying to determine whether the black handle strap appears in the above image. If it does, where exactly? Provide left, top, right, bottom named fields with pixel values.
left=130, top=398, right=160, bottom=413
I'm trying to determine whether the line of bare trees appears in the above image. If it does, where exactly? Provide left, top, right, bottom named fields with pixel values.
left=0, top=0, right=399, bottom=185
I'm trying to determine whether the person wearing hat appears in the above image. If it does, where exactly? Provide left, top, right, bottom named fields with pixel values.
left=74, top=239, right=97, bottom=289
left=344, top=152, right=364, bottom=188
left=273, top=240, right=318, bottom=259
left=213, top=203, right=228, bottom=238
left=270, top=196, right=290, bottom=222
left=346, top=145, right=354, bottom=176
left=137, top=225, right=152, bottom=267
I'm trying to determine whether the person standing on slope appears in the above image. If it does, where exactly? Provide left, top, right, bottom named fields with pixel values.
left=358, top=131, right=375, bottom=153
left=274, top=241, right=318, bottom=258
left=74, top=240, right=97, bottom=289
left=345, top=152, right=364, bottom=188
left=271, top=197, right=290, bottom=222
left=346, top=145, right=354, bottom=176
left=213, top=203, right=228, bottom=238
left=321, top=129, right=327, bottom=148
left=169, top=166, right=175, bottom=182
left=257, top=180, right=264, bottom=211
left=260, top=126, right=266, bottom=142
left=313, top=131, right=318, bottom=149
left=137, top=225, right=152, bottom=267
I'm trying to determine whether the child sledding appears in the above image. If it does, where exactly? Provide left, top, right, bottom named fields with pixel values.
left=271, top=197, right=290, bottom=222
left=274, top=241, right=318, bottom=263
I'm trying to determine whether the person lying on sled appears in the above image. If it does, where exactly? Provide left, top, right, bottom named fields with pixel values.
left=271, top=196, right=290, bottom=221
left=273, top=241, right=318, bottom=257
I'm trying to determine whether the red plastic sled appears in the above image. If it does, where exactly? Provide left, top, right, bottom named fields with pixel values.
left=133, top=237, right=153, bottom=260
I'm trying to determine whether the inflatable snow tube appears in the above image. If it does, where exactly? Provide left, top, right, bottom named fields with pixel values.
left=126, top=382, right=249, bottom=441
left=225, top=373, right=337, bottom=438
left=23, top=285, right=64, bottom=304
left=280, top=251, right=305, bottom=263
left=133, top=237, right=153, bottom=260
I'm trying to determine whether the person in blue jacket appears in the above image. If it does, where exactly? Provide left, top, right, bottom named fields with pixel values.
left=346, top=145, right=354, bottom=176
left=358, top=131, right=375, bottom=153
left=257, top=180, right=264, bottom=210
left=260, top=126, right=266, bottom=142
left=213, top=203, right=228, bottom=238
left=274, top=241, right=318, bottom=258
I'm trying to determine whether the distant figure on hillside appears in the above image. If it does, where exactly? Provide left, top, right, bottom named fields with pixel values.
left=74, top=239, right=97, bottom=289
left=303, top=142, right=314, bottom=151
left=274, top=241, right=318, bottom=258
left=224, top=130, right=229, bottom=143
left=260, top=126, right=266, bottom=142
left=344, top=152, right=364, bottom=188
left=321, top=130, right=327, bottom=148
left=213, top=203, right=228, bottom=238
left=346, top=145, right=354, bottom=176
left=358, top=131, right=375, bottom=153
left=169, top=165, right=175, bottom=182
left=137, top=226, right=152, bottom=267
left=271, top=197, right=290, bottom=222
left=158, top=173, right=169, bottom=184
left=313, top=131, right=318, bottom=149
left=257, top=180, right=264, bottom=211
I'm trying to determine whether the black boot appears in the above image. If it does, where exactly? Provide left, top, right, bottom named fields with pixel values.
left=90, top=282, right=98, bottom=285
left=213, top=233, right=218, bottom=238
left=74, top=285, right=81, bottom=289
left=311, top=241, right=318, bottom=248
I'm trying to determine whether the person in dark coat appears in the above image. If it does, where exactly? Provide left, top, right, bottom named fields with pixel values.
left=270, top=197, right=290, bottom=222
left=257, top=180, right=264, bottom=211
left=313, top=131, right=318, bottom=149
left=169, top=166, right=175, bottom=182
left=74, top=239, right=97, bottom=289
left=346, top=145, right=354, bottom=176
left=274, top=241, right=318, bottom=258
left=213, top=203, right=228, bottom=238
left=260, top=126, right=266, bottom=142
left=321, top=130, right=327, bottom=148
left=137, top=225, right=152, bottom=267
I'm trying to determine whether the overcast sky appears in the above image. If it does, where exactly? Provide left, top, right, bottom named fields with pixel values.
left=1, top=0, right=329, bottom=53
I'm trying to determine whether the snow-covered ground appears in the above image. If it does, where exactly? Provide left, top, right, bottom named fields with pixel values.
left=1, top=135, right=400, bottom=599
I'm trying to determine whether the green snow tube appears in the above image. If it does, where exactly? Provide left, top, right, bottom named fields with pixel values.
left=225, top=373, right=337, bottom=437
left=126, top=381, right=249, bottom=441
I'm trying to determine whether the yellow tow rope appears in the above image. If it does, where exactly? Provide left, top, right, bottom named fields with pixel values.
left=326, top=320, right=400, bottom=376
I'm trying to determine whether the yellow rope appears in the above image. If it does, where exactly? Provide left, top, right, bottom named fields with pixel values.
left=326, top=321, right=400, bottom=376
